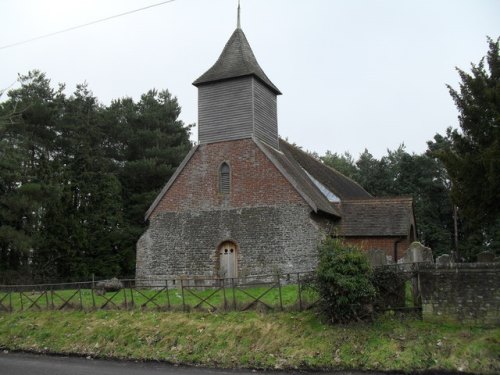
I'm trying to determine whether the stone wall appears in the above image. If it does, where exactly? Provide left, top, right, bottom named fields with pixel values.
left=419, top=263, right=500, bottom=325
left=138, top=138, right=326, bottom=281
left=137, top=204, right=324, bottom=280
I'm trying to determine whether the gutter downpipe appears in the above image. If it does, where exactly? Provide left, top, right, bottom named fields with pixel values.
left=393, top=236, right=405, bottom=263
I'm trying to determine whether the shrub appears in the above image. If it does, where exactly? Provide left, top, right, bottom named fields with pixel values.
left=370, top=266, right=407, bottom=311
left=315, top=237, right=375, bottom=323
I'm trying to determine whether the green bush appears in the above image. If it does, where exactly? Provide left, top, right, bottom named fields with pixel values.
left=315, top=237, right=375, bottom=323
left=370, top=266, right=407, bottom=311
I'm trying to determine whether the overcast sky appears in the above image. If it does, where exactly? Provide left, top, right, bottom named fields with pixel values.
left=1, top=0, right=499, bottom=158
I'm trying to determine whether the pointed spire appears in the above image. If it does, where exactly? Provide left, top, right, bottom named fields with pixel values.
left=237, top=0, right=241, bottom=29
left=193, top=28, right=281, bottom=95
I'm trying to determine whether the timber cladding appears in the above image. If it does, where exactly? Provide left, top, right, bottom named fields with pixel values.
left=149, top=139, right=305, bottom=217
left=198, top=76, right=278, bottom=149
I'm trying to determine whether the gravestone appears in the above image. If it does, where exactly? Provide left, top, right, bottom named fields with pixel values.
left=436, top=254, right=451, bottom=265
left=400, top=242, right=433, bottom=264
left=367, top=249, right=387, bottom=267
left=477, top=251, right=495, bottom=263
left=95, top=277, right=123, bottom=295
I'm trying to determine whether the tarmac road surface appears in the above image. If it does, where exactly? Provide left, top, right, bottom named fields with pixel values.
left=0, top=351, right=395, bottom=375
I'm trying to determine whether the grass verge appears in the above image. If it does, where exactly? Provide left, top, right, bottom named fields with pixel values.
left=0, top=310, right=498, bottom=373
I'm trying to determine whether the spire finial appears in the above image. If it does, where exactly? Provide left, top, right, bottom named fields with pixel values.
left=237, top=0, right=241, bottom=29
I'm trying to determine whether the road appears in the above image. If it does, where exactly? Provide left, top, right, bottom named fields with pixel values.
left=0, top=351, right=393, bottom=375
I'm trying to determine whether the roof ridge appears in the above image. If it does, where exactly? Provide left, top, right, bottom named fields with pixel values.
left=253, top=138, right=340, bottom=217
left=342, top=196, right=414, bottom=202
left=235, top=29, right=252, bottom=76
left=279, top=139, right=372, bottom=198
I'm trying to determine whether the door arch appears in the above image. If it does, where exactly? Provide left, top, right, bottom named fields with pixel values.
left=218, top=241, right=238, bottom=279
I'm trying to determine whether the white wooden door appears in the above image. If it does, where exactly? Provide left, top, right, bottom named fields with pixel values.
left=219, top=242, right=237, bottom=278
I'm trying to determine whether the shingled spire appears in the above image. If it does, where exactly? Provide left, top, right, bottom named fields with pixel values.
left=193, top=4, right=281, bottom=149
left=193, top=29, right=281, bottom=95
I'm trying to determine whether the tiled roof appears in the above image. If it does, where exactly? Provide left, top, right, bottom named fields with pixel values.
left=193, top=28, right=281, bottom=95
left=339, top=197, right=414, bottom=236
left=254, top=140, right=341, bottom=217
left=278, top=140, right=372, bottom=200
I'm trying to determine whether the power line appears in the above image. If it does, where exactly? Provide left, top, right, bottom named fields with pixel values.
left=0, top=80, right=18, bottom=97
left=0, top=0, right=176, bottom=51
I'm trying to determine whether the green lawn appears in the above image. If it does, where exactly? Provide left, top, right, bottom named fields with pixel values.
left=0, top=284, right=320, bottom=312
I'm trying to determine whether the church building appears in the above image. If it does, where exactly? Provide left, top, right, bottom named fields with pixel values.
left=136, top=11, right=416, bottom=280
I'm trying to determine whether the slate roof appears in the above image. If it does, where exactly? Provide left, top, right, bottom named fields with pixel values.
left=193, top=28, right=282, bottom=95
left=278, top=140, right=372, bottom=200
left=339, top=197, right=415, bottom=237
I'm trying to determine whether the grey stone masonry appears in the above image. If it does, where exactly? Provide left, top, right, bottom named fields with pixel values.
left=419, top=263, right=500, bottom=326
left=136, top=204, right=324, bottom=281
left=477, top=251, right=495, bottom=262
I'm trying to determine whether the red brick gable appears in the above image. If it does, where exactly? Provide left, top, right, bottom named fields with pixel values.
left=149, top=139, right=306, bottom=218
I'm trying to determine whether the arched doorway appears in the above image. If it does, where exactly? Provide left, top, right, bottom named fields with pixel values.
left=218, top=241, right=237, bottom=279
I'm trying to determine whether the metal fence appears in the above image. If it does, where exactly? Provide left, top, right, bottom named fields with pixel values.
left=0, top=272, right=320, bottom=313
left=372, top=262, right=423, bottom=314
left=0, top=265, right=424, bottom=315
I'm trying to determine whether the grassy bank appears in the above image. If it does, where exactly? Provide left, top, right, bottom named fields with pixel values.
left=0, top=310, right=498, bottom=373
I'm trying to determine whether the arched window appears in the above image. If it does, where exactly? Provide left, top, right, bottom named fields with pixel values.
left=220, top=162, right=230, bottom=194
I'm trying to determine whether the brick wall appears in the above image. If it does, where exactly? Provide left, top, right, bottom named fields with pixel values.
left=419, top=263, right=500, bottom=325
left=150, top=139, right=305, bottom=217
left=138, top=139, right=325, bottom=279
left=343, top=236, right=410, bottom=261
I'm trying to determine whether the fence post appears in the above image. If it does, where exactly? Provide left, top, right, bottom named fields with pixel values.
left=297, top=273, right=303, bottom=311
left=129, top=282, right=135, bottom=309
left=78, top=286, right=83, bottom=310
left=222, top=279, right=227, bottom=310
left=91, top=282, right=96, bottom=309
left=231, top=278, right=237, bottom=310
left=277, top=276, right=283, bottom=311
left=123, top=287, right=128, bottom=310
left=165, top=280, right=171, bottom=310
left=181, top=279, right=186, bottom=312
left=415, top=263, right=422, bottom=312
left=45, top=289, right=49, bottom=310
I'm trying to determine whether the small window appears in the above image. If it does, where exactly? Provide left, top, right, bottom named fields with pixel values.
left=220, top=162, right=230, bottom=194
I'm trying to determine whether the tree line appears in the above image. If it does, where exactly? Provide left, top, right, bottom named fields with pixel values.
left=0, top=38, right=498, bottom=283
left=321, top=37, right=499, bottom=260
left=0, top=71, right=192, bottom=283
